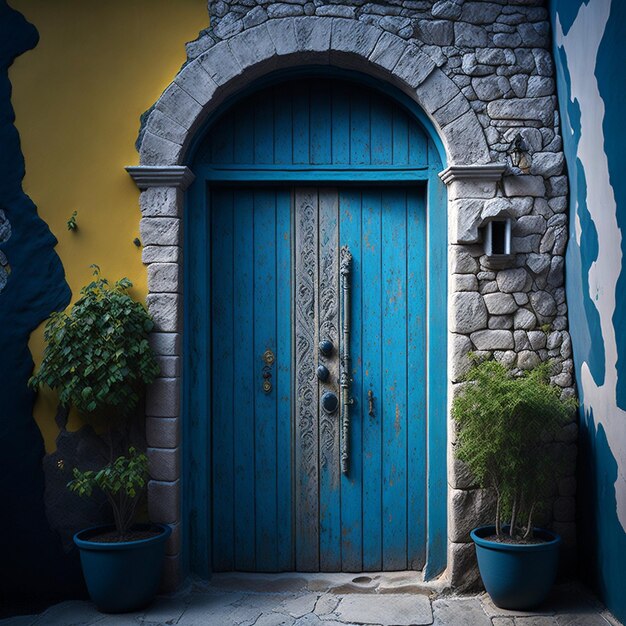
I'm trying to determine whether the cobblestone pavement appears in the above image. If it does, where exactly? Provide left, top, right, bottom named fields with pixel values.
left=1, top=581, right=622, bottom=626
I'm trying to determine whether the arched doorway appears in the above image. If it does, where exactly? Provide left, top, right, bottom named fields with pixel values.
left=184, top=72, right=447, bottom=577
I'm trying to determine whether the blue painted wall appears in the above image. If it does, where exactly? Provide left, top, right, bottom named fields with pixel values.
left=0, top=1, right=74, bottom=608
left=551, top=0, right=626, bottom=622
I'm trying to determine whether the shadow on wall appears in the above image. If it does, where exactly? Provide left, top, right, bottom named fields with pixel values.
left=0, top=0, right=79, bottom=609
left=578, top=412, right=626, bottom=621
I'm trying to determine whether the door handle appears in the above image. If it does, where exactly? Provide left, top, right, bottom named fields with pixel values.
left=368, top=389, right=375, bottom=417
left=340, top=245, right=353, bottom=475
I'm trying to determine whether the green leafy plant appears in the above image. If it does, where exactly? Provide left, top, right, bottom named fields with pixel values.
left=29, top=265, right=159, bottom=415
left=69, top=447, right=148, bottom=538
left=29, top=265, right=160, bottom=538
left=452, top=358, right=577, bottom=540
left=67, top=210, right=78, bottom=231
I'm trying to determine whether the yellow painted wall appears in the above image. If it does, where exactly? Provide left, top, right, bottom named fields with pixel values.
left=9, top=0, right=208, bottom=451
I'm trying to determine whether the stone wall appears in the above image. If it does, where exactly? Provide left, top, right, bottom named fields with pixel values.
left=135, top=0, right=576, bottom=589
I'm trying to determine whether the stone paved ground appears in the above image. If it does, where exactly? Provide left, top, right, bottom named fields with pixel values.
left=0, top=581, right=622, bottom=626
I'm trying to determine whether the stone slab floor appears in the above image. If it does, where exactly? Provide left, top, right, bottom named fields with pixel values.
left=1, top=582, right=622, bottom=626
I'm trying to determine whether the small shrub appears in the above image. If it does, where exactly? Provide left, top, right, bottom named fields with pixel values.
left=452, top=358, right=577, bottom=539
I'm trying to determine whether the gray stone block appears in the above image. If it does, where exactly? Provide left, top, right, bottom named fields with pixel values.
left=451, top=198, right=484, bottom=244
left=146, top=376, right=181, bottom=417
left=433, top=91, right=471, bottom=127
left=451, top=333, right=473, bottom=382
left=145, top=110, right=188, bottom=146
left=148, top=479, right=180, bottom=525
left=451, top=248, right=479, bottom=274
left=514, top=308, right=537, bottom=330
left=503, top=175, right=546, bottom=198
left=448, top=541, right=481, bottom=590
left=147, top=293, right=181, bottom=332
left=148, top=332, right=181, bottom=356
left=517, top=350, right=540, bottom=369
left=268, top=3, right=304, bottom=18
left=489, top=315, right=513, bottom=330
left=335, top=594, right=432, bottom=626
left=415, top=70, right=461, bottom=114
left=515, top=215, right=547, bottom=237
left=471, top=329, right=514, bottom=350
left=228, top=24, right=277, bottom=71
left=146, top=416, right=180, bottom=448
left=433, top=597, right=492, bottom=626
left=198, top=41, right=242, bottom=86
left=148, top=263, right=182, bottom=294
left=174, top=60, right=218, bottom=107
left=214, top=12, right=244, bottom=38
left=488, top=96, right=554, bottom=126
left=140, top=217, right=181, bottom=247
left=451, top=292, right=488, bottom=334
left=414, top=19, right=454, bottom=46
left=530, top=290, right=557, bottom=319
left=452, top=273, right=478, bottom=292
left=243, top=6, right=268, bottom=29
left=444, top=111, right=491, bottom=165
left=496, top=267, right=529, bottom=293
left=148, top=447, right=180, bottom=482
left=156, top=355, right=181, bottom=378
left=393, top=45, right=436, bottom=89
left=266, top=18, right=298, bottom=56
left=142, top=245, right=181, bottom=264
left=450, top=488, right=497, bottom=543
left=140, top=131, right=183, bottom=166
left=331, top=19, right=381, bottom=59
left=484, top=293, right=517, bottom=315
left=369, top=30, right=407, bottom=72
left=293, top=17, right=332, bottom=55
left=531, top=152, right=564, bottom=177
left=454, top=22, right=489, bottom=47
left=156, top=83, right=203, bottom=130
left=140, top=187, right=182, bottom=218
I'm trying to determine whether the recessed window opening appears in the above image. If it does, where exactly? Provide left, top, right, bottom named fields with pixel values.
left=485, top=219, right=511, bottom=256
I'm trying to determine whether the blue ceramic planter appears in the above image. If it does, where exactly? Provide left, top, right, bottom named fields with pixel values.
left=471, top=526, right=561, bottom=610
left=74, top=523, right=172, bottom=613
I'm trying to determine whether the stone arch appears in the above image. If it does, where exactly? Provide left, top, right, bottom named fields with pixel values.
left=138, top=17, right=490, bottom=168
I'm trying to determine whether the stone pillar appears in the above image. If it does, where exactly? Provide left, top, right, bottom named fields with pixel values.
left=127, top=166, right=194, bottom=590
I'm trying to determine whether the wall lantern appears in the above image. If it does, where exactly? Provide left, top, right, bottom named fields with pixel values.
left=508, top=134, right=531, bottom=173
left=483, top=218, right=513, bottom=268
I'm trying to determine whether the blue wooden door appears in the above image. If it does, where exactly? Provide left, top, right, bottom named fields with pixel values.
left=202, top=76, right=437, bottom=573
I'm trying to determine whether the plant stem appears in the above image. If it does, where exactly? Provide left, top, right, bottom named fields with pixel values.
left=523, top=502, right=536, bottom=540
left=510, top=492, right=518, bottom=537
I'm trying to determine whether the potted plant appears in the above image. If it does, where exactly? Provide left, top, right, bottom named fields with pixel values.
left=29, top=266, right=167, bottom=613
left=452, top=358, right=577, bottom=610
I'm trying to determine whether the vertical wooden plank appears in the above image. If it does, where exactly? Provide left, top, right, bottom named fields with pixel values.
left=370, top=96, right=393, bottom=167
left=211, top=114, right=234, bottom=163
left=211, top=188, right=235, bottom=571
left=292, top=82, right=310, bottom=165
left=310, top=82, right=332, bottom=165
left=254, top=91, right=274, bottom=164
left=276, top=188, right=293, bottom=570
left=392, top=109, right=409, bottom=166
left=407, top=188, right=427, bottom=570
left=381, top=188, right=408, bottom=570
left=350, top=90, right=370, bottom=166
left=254, top=189, right=278, bottom=571
left=361, top=188, right=383, bottom=571
left=294, top=188, right=319, bottom=571
left=274, top=87, right=293, bottom=166
left=425, top=140, right=448, bottom=579
left=233, top=189, right=256, bottom=570
left=186, top=179, right=211, bottom=577
left=233, top=100, right=254, bottom=165
left=331, top=82, right=350, bottom=165
left=339, top=188, right=363, bottom=571
left=318, top=188, right=341, bottom=571
left=408, top=121, right=429, bottom=169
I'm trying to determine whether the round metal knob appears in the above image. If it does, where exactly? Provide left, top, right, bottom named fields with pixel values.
left=319, top=339, right=334, bottom=357
left=321, top=391, right=339, bottom=414
left=317, top=365, right=330, bottom=382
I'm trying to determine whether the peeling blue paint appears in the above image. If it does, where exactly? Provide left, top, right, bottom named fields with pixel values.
left=552, top=0, right=626, bottom=622
left=0, top=0, right=74, bottom=606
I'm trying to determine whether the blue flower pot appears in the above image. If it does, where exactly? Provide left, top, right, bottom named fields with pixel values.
left=471, top=525, right=561, bottom=610
left=74, top=523, right=172, bottom=613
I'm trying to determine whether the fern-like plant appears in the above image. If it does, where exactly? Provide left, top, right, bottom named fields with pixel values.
left=452, top=358, right=576, bottom=540
left=29, top=266, right=160, bottom=538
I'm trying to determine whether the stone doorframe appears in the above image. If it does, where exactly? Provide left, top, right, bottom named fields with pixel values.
left=126, top=16, right=508, bottom=591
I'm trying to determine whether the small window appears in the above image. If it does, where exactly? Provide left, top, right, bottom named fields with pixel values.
left=484, top=219, right=511, bottom=257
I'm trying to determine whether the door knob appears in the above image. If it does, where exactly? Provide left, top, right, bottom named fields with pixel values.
left=319, top=339, right=334, bottom=357
left=317, top=364, right=330, bottom=382
left=321, top=391, right=338, bottom=414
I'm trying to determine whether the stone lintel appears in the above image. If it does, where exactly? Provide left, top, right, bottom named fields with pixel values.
left=126, top=165, right=196, bottom=190
left=439, top=163, right=507, bottom=185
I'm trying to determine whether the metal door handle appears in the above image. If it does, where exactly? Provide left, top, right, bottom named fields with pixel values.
left=368, top=389, right=374, bottom=417
left=340, top=245, right=353, bottom=474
